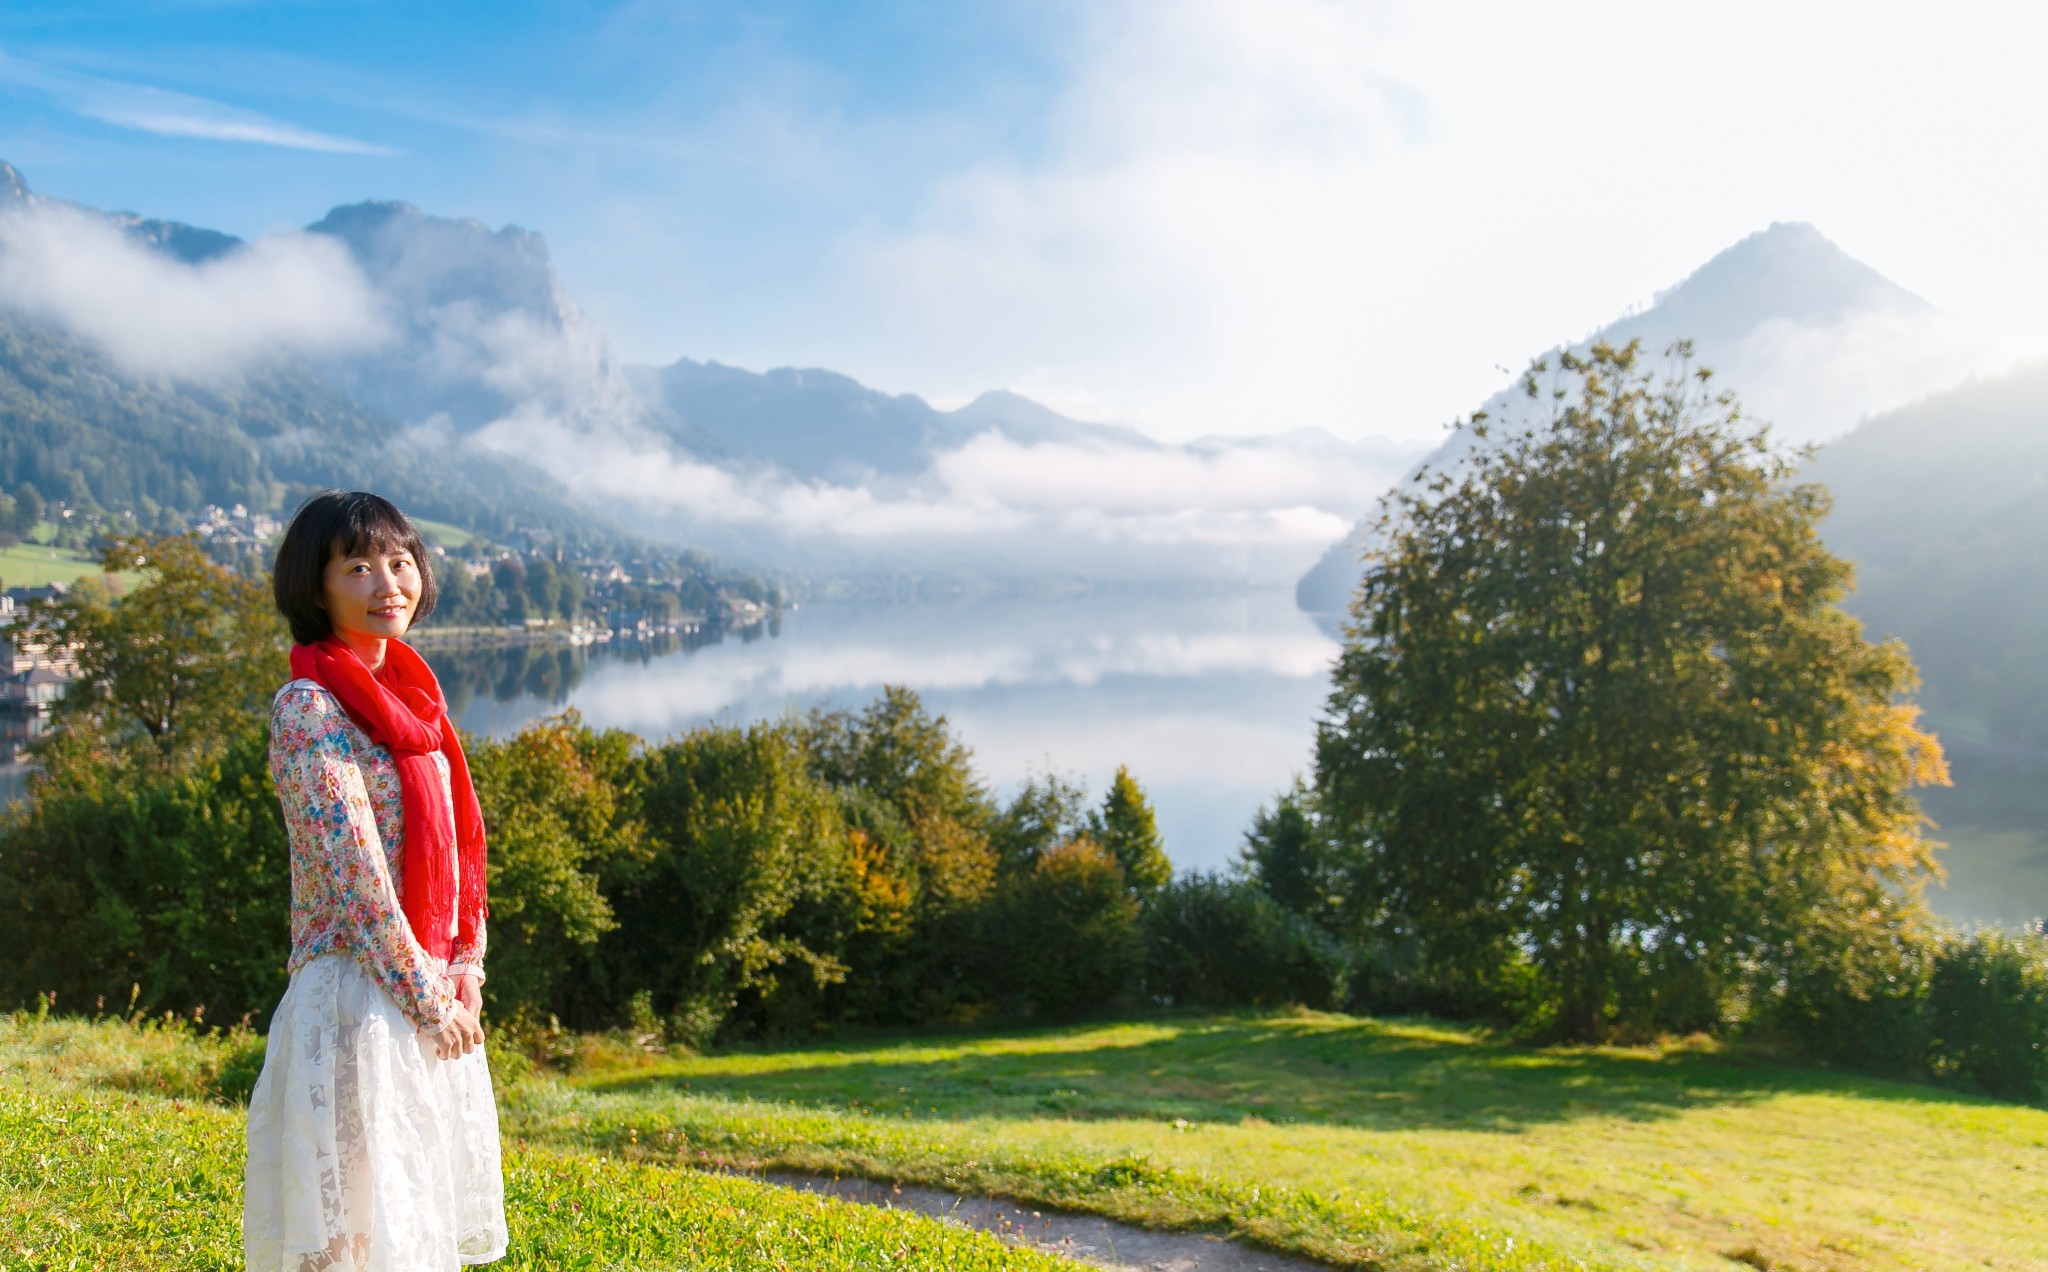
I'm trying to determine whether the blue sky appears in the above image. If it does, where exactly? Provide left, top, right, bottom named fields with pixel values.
left=0, top=2, right=1063, bottom=334
left=2, top=1, right=2045, bottom=441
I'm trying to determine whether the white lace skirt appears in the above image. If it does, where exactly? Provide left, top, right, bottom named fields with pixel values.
left=244, top=954, right=507, bottom=1272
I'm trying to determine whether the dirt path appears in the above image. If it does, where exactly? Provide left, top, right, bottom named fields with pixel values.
left=761, top=1172, right=1330, bottom=1271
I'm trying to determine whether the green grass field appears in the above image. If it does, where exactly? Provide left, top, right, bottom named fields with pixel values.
left=531, top=1012, right=2048, bottom=1272
left=0, top=1014, right=1083, bottom=1272
left=7, top=1009, right=2045, bottom=1272
left=0, top=539, right=111, bottom=589
left=411, top=516, right=479, bottom=550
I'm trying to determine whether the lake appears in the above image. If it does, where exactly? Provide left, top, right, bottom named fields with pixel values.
left=431, top=592, right=1332, bottom=877
left=428, top=592, right=2045, bottom=927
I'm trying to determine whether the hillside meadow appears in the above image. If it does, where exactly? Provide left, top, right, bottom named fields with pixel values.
left=7, top=1007, right=2043, bottom=1272
left=0, top=1011, right=1084, bottom=1272
left=521, top=1010, right=2048, bottom=1272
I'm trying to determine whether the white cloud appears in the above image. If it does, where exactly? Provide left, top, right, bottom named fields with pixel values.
left=469, top=398, right=1416, bottom=581
left=0, top=53, right=395, bottom=154
left=800, top=0, right=2048, bottom=443
left=0, top=200, right=389, bottom=377
left=1719, top=309, right=2048, bottom=447
left=547, top=607, right=1338, bottom=737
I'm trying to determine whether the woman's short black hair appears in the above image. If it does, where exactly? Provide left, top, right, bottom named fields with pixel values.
left=272, top=491, right=438, bottom=645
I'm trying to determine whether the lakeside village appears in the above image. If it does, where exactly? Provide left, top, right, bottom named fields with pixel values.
left=0, top=501, right=779, bottom=731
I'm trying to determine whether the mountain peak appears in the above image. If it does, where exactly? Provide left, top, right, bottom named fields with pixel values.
left=950, top=389, right=1158, bottom=449
left=307, top=200, right=554, bottom=281
left=1634, top=221, right=1929, bottom=342
left=0, top=160, right=28, bottom=206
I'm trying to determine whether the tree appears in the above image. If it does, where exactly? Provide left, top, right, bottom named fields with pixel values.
left=15, top=482, right=44, bottom=533
left=994, top=836, right=1139, bottom=1016
left=795, top=688, right=998, bottom=1023
left=602, top=722, right=854, bottom=1043
left=0, top=721, right=292, bottom=1023
left=1237, top=777, right=1342, bottom=930
left=1090, top=765, right=1171, bottom=897
left=1316, top=341, right=1948, bottom=1040
left=464, top=713, right=639, bottom=1022
left=990, top=769, right=1089, bottom=873
left=29, top=533, right=283, bottom=768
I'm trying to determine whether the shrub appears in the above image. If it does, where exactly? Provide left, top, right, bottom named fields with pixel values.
left=1142, top=873, right=1351, bottom=1010
left=1927, top=927, right=2048, bottom=1101
left=598, top=722, right=855, bottom=1044
left=1763, top=923, right=2048, bottom=1102
left=465, top=714, right=639, bottom=1023
left=993, top=837, right=1140, bottom=1016
left=0, top=724, right=291, bottom=1025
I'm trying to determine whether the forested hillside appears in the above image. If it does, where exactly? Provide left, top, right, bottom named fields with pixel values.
left=0, top=311, right=622, bottom=548
left=1809, top=360, right=2048, bottom=754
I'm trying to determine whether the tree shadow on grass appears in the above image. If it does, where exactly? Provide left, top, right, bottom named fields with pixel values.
left=573, top=1012, right=2002, bottom=1134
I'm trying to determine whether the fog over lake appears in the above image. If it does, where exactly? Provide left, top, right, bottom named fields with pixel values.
left=433, top=593, right=1334, bottom=876
left=428, top=594, right=2047, bottom=924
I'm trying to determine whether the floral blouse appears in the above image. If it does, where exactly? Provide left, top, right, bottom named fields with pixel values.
left=269, top=679, right=486, bottom=1032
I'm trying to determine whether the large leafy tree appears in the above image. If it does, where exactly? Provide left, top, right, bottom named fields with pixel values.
left=1316, top=341, right=1948, bottom=1040
left=795, top=688, right=999, bottom=1023
left=603, top=722, right=854, bottom=1043
left=464, top=713, right=641, bottom=1022
left=28, top=533, right=282, bottom=769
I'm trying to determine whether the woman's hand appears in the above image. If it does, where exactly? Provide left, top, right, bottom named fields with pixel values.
left=455, top=970, right=483, bottom=1019
left=424, top=1004, right=484, bottom=1061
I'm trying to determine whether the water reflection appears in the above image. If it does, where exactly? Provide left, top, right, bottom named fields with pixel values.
left=1920, top=747, right=2048, bottom=929
left=0, top=710, right=49, bottom=807
left=429, top=593, right=1338, bottom=874
left=426, top=595, right=2045, bottom=921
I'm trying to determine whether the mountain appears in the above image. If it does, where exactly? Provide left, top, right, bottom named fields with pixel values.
left=1296, top=222, right=1966, bottom=613
left=1806, top=359, right=2048, bottom=753
left=625, top=365, right=1163, bottom=484
left=0, top=165, right=639, bottom=550
left=306, top=200, right=643, bottom=441
left=1800, top=360, right=2048, bottom=915
left=949, top=390, right=1160, bottom=450
left=0, top=158, right=1456, bottom=592
left=627, top=359, right=967, bottom=482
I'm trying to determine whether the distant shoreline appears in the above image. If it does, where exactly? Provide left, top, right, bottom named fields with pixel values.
left=408, top=623, right=698, bottom=650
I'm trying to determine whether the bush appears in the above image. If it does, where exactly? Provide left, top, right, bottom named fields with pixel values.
left=1766, top=924, right=2048, bottom=1102
left=993, top=837, right=1140, bottom=1017
left=465, top=714, right=638, bottom=1024
left=597, top=722, right=855, bottom=1044
left=1928, top=928, right=2048, bottom=1101
left=1142, top=874, right=1351, bottom=1010
left=0, top=724, right=291, bottom=1025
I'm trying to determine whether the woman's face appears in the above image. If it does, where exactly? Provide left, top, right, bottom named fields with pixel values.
left=321, top=539, right=422, bottom=643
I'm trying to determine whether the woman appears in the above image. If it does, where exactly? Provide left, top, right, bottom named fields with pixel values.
left=244, top=491, right=507, bottom=1272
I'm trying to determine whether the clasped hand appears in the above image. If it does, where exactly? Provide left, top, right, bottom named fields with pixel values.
left=424, top=973, right=485, bottom=1060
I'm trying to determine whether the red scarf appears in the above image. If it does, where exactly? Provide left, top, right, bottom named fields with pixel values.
left=290, top=638, right=486, bottom=964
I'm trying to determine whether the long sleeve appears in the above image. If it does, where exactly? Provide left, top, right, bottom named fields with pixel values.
left=448, top=917, right=487, bottom=984
left=271, top=685, right=458, bottom=1034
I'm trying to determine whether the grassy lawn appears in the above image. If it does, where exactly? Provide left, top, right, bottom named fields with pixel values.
left=0, top=1014, right=1083, bottom=1272
left=9, top=1009, right=2043, bottom=1271
left=529, top=1011, right=2048, bottom=1272
left=412, top=516, right=479, bottom=550
left=0, top=539, right=112, bottom=588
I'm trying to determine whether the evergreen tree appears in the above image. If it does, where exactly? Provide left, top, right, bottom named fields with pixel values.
left=1237, top=777, right=1340, bottom=928
left=1091, top=765, right=1171, bottom=896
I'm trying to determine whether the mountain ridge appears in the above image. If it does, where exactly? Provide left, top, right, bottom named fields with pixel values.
left=1295, top=221, right=1951, bottom=613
